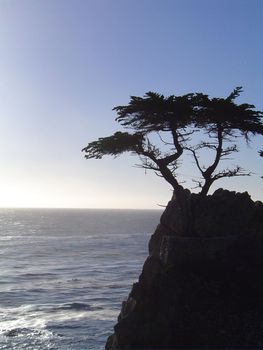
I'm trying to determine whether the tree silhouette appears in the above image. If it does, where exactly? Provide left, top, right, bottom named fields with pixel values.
left=82, top=87, right=263, bottom=201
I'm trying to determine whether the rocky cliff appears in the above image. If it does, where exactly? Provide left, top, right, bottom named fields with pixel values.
left=106, top=189, right=263, bottom=349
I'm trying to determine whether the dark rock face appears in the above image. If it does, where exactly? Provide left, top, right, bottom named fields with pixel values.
left=106, top=189, right=263, bottom=349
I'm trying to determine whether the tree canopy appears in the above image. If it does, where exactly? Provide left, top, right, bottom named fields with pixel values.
left=82, top=87, right=263, bottom=199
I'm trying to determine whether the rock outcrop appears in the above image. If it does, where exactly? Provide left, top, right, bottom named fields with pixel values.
left=106, top=189, right=263, bottom=349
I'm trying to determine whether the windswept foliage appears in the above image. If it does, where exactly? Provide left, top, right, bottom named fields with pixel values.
left=82, top=132, right=144, bottom=159
left=83, top=88, right=263, bottom=198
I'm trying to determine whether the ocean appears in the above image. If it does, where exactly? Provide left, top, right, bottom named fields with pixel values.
left=0, top=208, right=161, bottom=350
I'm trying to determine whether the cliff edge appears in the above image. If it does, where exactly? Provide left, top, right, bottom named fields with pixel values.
left=106, top=189, right=263, bottom=349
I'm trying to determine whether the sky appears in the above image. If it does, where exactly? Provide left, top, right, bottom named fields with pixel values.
left=0, top=0, right=262, bottom=209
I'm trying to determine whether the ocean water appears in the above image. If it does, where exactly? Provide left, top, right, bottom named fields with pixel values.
left=0, top=208, right=161, bottom=350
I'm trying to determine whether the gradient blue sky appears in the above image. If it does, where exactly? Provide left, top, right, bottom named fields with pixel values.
left=0, top=0, right=262, bottom=208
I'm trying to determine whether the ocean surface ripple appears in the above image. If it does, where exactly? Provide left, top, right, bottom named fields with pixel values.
left=0, top=208, right=161, bottom=349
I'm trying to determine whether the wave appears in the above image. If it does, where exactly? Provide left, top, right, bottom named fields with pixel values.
left=0, top=302, right=103, bottom=317
left=56, top=302, right=102, bottom=311
left=19, top=272, right=57, bottom=278
left=3, top=327, right=55, bottom=338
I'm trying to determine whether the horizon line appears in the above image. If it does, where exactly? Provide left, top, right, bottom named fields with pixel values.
left=0, top=206, right=163, bottom=210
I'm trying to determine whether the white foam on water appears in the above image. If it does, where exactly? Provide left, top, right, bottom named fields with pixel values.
left=0, top=305, right=48, bottom=334
left=0, top=208, right=160, bottom=349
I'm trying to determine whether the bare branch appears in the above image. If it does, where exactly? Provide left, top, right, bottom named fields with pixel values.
left=185, top=147, right=204, bottom=175
left=155, top=172, right=164, bottom=178
left=157, top=203, right=167, bottom=207
left=221, top=144, right=238, bottom=156
left=191, top=141, right=218, bottom=151
left=191, top=179, right=203, bottom=190
left=213, top=166, right=251, bottom=180
left=157, top=132, right=174, bottom=146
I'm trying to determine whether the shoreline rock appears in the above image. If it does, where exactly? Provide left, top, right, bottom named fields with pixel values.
left=106, top=189, right=263, bottom=349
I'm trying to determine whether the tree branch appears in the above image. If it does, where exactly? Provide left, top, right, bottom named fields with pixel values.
left=185, top=147, right=204, bottom=176
left=200, top=125, right=223, bottom=196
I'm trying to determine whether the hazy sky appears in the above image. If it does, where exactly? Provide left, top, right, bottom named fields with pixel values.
left=0, top=0, right=262, bottom=208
